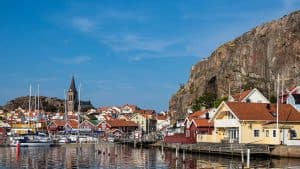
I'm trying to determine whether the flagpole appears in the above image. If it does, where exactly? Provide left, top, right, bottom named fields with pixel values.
left=276, top=74, right=280, bottom=129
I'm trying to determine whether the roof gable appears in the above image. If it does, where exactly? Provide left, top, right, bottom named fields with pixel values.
left=226, top=102, right=300, bottom=122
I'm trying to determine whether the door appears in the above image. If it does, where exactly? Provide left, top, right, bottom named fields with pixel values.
left=229, top=128, right=239, bottom=143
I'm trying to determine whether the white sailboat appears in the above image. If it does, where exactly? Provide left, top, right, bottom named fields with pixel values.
left=9, top=84, right=53, bottom=147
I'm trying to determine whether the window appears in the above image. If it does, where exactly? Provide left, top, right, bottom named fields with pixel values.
left=273, top=130, right=277, bottom=137
left=266, top=130, right=269, bottom=137
left=254, top=130, right=260, bottom=137
left=290, top=130, right=297, bottom=138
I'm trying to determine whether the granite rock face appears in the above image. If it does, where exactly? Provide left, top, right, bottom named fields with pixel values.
left=169, top=11, right=300, bottom=120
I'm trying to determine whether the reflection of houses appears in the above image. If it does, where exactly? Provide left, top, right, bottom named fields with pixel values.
left=202, top=102, right=300, bottom=145
left=229, top=88, right=270, bottom=103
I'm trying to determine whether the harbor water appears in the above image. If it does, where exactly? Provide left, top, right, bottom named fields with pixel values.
left=0, top=143, right=299, bottom=168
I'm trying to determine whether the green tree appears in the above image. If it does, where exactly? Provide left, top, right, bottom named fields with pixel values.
left=270, top=95, right=277, bottom=103
left=213, top=97, right=228, bottom=108
left=192, top=92, right=217, bottom=111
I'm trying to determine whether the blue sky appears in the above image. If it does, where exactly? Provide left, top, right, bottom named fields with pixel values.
left=0, top=0, right=299, bottom=111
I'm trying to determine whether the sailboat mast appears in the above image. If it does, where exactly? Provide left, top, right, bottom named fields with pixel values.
left=37, top=84, right=39, bottom=112
left=29, top=84, right=32, bottom=113
left=78, top=83, right=81, bottom=137
left=34, top=93, right=37, bottom=113
left=64, top=89, right=67, bottom=121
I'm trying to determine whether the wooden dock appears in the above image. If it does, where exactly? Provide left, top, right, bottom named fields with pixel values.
left=160, top=142, right=272, bottom=156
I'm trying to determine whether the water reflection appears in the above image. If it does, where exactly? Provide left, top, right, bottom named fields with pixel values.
left=0, top=144, right=300, bottom=168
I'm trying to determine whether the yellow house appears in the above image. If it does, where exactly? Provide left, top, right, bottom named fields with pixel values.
left=202, top=102, right=300, bottom=145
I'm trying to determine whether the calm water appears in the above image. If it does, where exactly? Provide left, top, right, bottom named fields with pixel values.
left=0, top=143, right=299, bottom=169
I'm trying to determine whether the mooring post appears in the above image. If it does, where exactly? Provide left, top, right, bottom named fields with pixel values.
left=247, top=149, right=250, bottom=168
left=161, top=143, right=164, bottom=156
left=241, top=149, right=244, bottom=168
left=175, top=144, right=178, bottom=158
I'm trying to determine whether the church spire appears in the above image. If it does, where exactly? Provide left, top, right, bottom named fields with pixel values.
left=69, top=75, right=76, bottom=91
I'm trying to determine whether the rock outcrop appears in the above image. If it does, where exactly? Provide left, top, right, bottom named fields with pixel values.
left=170, top=11, right=300, bottom=120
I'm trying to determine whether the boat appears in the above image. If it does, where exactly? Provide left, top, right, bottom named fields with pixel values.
left=10, top=133, right=53, bottom=147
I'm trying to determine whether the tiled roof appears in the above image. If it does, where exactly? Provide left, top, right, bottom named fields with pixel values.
left=192, top=119, right=213, bottom=127
left=188, top=110, right=208, bottom=120
left=226, top=102, right=300, bottom=122
left=232, top=89, right=252, bottom=101
left=106, top=119, right=138, bottom=127
left=50, top=120, right=67, bottom=127
left=67, top=119, right=79, bottom=128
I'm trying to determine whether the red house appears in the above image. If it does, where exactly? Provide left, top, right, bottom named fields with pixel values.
left=98, top=119, right=138, bottom=136
left=164, top=110, right=214, bottom=144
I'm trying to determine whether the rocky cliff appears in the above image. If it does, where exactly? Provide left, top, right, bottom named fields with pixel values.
left=170, top=11, right=300, bottom=120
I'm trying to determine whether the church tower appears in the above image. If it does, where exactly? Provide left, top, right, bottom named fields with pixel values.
left=67, top=76, right=78, bottom=112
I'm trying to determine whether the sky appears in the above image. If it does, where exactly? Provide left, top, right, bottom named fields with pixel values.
left=0, top=0, right=300, bottom=111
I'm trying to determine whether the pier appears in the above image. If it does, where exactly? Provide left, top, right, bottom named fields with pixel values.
left=155, top=142, right=272, bottom=156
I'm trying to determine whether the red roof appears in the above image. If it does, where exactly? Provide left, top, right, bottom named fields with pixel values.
left=226, top=102, right=300, bottom=122
left=188, top=110, right=208, bottom=120
left=67, top=119, right=79, bottom=128
left=232, top=89, right=252, bottom=101
left=192, top=119, right=213, bottom=127
left=106, top=119, right=138, bottom=127
left=50, top=120, right=67, bottom=127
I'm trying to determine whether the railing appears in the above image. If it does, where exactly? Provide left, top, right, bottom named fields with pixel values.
left=214, top=119, right=239, bottom=127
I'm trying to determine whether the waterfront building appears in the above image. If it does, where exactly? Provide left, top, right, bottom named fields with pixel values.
left=200, top=102, right=300, bottom=145
left=130, top=110, right=157, bottom=134
left=97, top=119, right=138, bottom=137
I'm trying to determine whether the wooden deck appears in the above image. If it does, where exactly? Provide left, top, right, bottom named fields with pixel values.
left=163, top=142, right=272, bottom=156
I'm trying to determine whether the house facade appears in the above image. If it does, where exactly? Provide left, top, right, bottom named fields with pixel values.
left=229, top=88, right=270, bottom=103
left=201, top=102, right=300, bottom=145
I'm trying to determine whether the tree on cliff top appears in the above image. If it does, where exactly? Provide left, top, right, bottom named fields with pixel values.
left=192, top=92, right=228, bottom=112
left=192, top=92, right=216, bottom=111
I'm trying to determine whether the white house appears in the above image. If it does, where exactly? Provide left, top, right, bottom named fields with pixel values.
left=229, top=88, right=270, bottom=103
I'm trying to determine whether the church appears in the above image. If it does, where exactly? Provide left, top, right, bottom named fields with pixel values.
left=67, top=76, right=93, bottom=112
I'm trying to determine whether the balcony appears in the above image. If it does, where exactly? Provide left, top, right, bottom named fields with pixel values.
left=214, top=119, right=239, bottom=128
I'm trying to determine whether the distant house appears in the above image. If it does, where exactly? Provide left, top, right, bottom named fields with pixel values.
left=229, top=88, right=270, bottom=103
left=130, top=110, right=157, bottom=134
left=286, top=94, right=300, bottom=111
left=48, top=119, right=79, bottom=134
left=121, top=104, right=139, bottom=114
left=155, top=114, right=170, bottom=132
left=201, top=102, right=300, bottom=145
left=98, top=119, right=138, bottom=136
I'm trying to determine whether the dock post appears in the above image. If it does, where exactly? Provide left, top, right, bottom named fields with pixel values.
left=134, top=139, right=136, bottom=148
left=241, top=149, right=244, bottom=168
left=161, top=143, right=164, bottom=156
left=175, top=144, right=178, bottom=158
left=246, top=149, right=250, bottom=168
